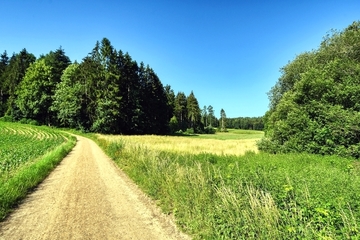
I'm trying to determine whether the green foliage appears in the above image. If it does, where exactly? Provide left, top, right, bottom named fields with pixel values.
left=227, top=116, right=264, bottom=130
left=262, top=21, right=360, bottom=158
left=187, top=91, right=201, bottom=131
left=207, top=105, right=215, bottom=127
left=169, top=115, right=179, bottom=133
left=0, top=51, right=9, bottom=116
left=0, top=38, right=208, bottom=135
left=203, top=126, right=216, bottom=134
left=96, top=136, right=360, bottom=239
left=0, top=115, right=13, bottom=122
left=174, top=91, right=188, bottom=130
left=51, top=63, right=82, bottom=128
left=15, top=59, right=53, bottom=124
left=139, top=64, right=170, bottom=134
left=220, top=108, right=227, bottom=132
left=1, top=49, right=36, bottom=117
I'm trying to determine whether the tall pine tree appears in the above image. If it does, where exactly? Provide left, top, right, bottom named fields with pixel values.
left=3, top=49, right=36, bottom=118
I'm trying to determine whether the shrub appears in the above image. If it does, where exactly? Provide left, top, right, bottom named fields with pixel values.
left=184, top=128, right=194, bottom=134
left=203, top=126, right=216, bottom=134
left=0, top=115, right=14, bottom=122
left=27, top=119, right=39, bottom=126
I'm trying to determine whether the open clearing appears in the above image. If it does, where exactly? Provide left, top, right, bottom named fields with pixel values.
left=0, top=135, right=189, bottom=240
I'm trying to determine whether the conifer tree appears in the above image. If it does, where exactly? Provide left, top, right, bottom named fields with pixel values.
left=174, top=92, right=187, bottom=130
left=3, top=49, right=35, bottom=118
left=0, top=51, right=9, bottom=115
left=187, top=91, right=201, bottom=131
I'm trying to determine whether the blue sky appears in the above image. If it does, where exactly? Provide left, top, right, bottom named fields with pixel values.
left=1, top=1, right=359, bottom=118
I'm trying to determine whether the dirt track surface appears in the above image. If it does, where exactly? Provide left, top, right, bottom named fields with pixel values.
left=0, top=136, right=190, bottom=240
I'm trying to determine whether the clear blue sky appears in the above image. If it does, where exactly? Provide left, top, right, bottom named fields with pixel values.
left=1, top=1, right=359, bottom=118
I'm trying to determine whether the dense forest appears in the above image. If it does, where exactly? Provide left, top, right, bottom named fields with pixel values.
left=1, top=38, right=260, bottom=134
left=259, top=21, right=360, bottom=158
left=226, top=117, right=264, bottom=130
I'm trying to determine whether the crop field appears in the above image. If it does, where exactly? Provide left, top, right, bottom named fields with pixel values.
left=97, top=129, right=263, bottom=156
left=0, top=122, right=67, bottom=176
left=0, top=122, right=76, bottom=219
left=95, top=130, right=360, bottom=239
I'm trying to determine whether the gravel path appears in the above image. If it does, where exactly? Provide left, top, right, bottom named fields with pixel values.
left=0, top=136, right=190, bottom=240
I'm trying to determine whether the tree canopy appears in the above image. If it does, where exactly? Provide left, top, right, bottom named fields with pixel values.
left=259, top=21, right=360, bottom=158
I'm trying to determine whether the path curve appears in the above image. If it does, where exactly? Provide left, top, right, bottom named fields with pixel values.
left=0, top=136, right=190, bottom=240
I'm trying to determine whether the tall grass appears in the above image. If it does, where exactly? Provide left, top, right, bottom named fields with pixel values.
left=97, top=134, right=260, bottom=156
left=96, top=135, right=360, bottom=239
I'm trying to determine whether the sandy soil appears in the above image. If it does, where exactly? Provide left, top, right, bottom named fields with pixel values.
left=0, top=136, right=190, bottom=240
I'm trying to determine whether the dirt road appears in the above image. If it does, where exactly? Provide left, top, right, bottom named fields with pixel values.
left=0, top=136, right=190, bottom=240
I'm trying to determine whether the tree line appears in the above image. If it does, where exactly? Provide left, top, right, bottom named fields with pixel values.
left=0, top=38, right=232, bottom=134
left=226, top=117, right=264, bottom=130
left=259, top=21, right=360, bottom=158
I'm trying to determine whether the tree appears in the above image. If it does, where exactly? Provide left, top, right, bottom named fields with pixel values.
left=202, top=105, right=207, bottom=126
left=220, top=108, right=227, bottom=132
left=164, top=84, right=175, bottom=120
left=260, top=21, right=360, bottom=158
left=207, top=105, right=214, bottom=127
left=43, top=47, right=71, bottom=84
left=0, top=50, right=9, bottom=115
left=89, top=38, right=122, bottom=133
left=226, top=116, right=264, bottom=130
left=75, top=56, right=102, bottom=130
left=16, top=59, right=53, bottom=124
left=140, top=65, right=169, bottom=134
left=174, top=92, right=187, bottom=130
left=187, top=91, right=201, bottom=132
left=117, top=51, right=140, bottom=134
left=2, top=49, right=35, bottom=117
left=169, top=115, right=179, bottom=133
left=52, top=63, right=83, bottom=128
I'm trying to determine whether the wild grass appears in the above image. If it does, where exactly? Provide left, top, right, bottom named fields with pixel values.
left=98, top=131, right=261, bottom=156
left=0, top=122, right=76, bottom=220
left=95, top=133, right=360, bottom=239
left=198, top=128, right=264, bottom=140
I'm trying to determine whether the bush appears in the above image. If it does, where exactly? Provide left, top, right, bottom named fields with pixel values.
left=27, top=119, right=39, bottom=126
left=19, top=118, right=28, bottom=124
left=169, top=116, right=179, bottom=134
left=203, top=126, right=216, bottom=134
left=184, top=128, right=194, bottom=134
left=0, top=115, right=14, bottom=122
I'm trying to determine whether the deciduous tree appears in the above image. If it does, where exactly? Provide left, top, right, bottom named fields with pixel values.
left=16, top=59, right=52, bottom=124
left=260, top=21, right=360, bottom=158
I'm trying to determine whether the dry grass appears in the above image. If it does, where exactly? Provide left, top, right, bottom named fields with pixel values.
left=96, top=134, right=260, bottom=156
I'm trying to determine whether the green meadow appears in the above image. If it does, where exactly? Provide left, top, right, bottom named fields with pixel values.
left=95, top=130, right=360, bottom=239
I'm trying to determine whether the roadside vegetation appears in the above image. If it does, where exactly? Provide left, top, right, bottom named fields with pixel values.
left=0, top=121, right=76, bottom=220
left=260, top=21, right=360, bottom=158
left=94, top=130, right=360, bottom=239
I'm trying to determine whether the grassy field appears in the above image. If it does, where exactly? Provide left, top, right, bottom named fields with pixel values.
left=98, top=129, right=263, bottom=156
left=196, top=128, right=264, bottom=140
left=0, top=122, right=76, bottom=219
left=95, top=130, right=360, bottom=239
